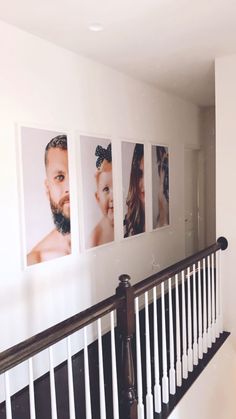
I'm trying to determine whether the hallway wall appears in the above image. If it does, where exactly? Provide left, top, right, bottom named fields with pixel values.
left=215, top=54, right=236, bottom=345
left=0, top=19, right=201, bottom=393
left=200, top=106, right=216, bottom=246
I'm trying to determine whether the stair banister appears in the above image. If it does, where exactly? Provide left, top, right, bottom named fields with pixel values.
left=0, top=236, right=229, bottom=419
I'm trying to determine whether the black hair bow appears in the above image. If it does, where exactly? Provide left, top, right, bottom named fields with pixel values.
left=95, top=143, right=112, bottom=169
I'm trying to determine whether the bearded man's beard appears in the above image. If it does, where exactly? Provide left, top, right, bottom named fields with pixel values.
left=50, top=197, right=70, bottom=235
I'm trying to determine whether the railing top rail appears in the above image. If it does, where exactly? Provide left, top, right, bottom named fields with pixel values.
left=0, top=293, right=123, bottom=375
left=133, top=237, right=228, bottom=298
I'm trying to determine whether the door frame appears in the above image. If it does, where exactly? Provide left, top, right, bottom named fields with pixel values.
left=184, top=145, right=205, bottom=256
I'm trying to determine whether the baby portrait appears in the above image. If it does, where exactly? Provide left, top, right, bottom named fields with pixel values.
left=122, top=142, right=145, bottom=238
left=80, top=135, right=114, bottom=249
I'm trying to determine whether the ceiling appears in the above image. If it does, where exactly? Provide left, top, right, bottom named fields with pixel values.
left=0, top=0, right=236, bottom=106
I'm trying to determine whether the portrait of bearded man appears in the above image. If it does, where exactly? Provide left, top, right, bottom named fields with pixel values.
left=26, top=134, right=71, bottom=265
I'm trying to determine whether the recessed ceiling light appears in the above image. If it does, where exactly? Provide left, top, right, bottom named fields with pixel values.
left=89, top=23, right=104, bottom=32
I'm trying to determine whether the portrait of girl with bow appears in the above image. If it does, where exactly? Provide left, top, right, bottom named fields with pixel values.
left=80, top=136, right=114, bottom=249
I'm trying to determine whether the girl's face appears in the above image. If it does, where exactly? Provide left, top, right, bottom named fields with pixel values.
left=138, top=157, right=145, bottom=205
left=96, top=165, right=114, bottom=224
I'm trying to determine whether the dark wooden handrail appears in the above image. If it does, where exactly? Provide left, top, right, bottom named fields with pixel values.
left=133, top=236, right=228, bottom=297
left=0, top=293, right=123, bottom=374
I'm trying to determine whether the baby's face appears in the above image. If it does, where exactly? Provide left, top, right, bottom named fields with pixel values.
left=96, top=167, right=114, bottom=224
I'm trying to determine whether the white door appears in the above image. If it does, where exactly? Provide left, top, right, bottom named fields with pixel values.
left=184, top=148, right=200, bottom=257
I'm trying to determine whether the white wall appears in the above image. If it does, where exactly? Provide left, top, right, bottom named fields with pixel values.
left=170, top=337, right=236, bottom=419
left=215, top=55, right=236, bottom=344
left=0, top=20, right=201, bottom=360
left=200, top=106, right=216, bottom=246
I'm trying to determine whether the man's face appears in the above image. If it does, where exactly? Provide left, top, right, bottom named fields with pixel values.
left=45, top=147, right=70, bottom=234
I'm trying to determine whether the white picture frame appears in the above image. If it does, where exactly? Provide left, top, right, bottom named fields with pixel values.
left=18, top=124, right=72, bottom=267
left=151, top=144, right=170, bottom=230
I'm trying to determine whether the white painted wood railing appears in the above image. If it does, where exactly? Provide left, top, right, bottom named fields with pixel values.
left=0, top=237, right=228, bottom=419
left=133, top=236, right=228, bottom=417
left=0, top=293, right=122, bottom=419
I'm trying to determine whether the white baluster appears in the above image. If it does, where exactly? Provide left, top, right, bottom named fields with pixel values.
left=168, top=278, right=176, bottom=394
left=4, top=371, right=12, bottom=419
left=207, top=255, right=212, bottom=348
left=49, top=346, right=58, bottom=419
left=110, top=312, right=119, bottom=419
left=197, top=261, right=203, bottom=359
left=161, top=282, right=169, bottom=403
left=192, top=264, right=198, bottom=366
left=211, top=253, right=216, bottom=343
left=145, top=292, right=154, bottom=418
left=67, top=337, right=76, bottom=419
left=84, top=327, right=92, bottom=419
left=215, top=251, right=220, bottom=337
left=202, top=258, right=208, bottom=353
left=175, top=274, right=182, bottom=387
left=187, top=267, right=193, bottom=372
left=181, top=271, right=188, bottom=379
left=98, top=318, right=106, bottom=419
left=28, top=358, right=36, bottom=419
left=218, top=250, right=223, bottom=333
left=135, top=298, right=145, bottom=419
left=153, top=287, right=162, bottom=413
